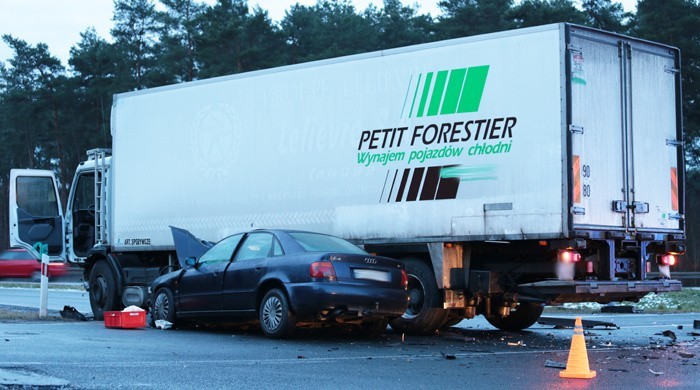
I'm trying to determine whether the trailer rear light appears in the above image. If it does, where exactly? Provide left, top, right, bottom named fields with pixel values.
left=658, top=254, right=677, bottom=266
left=310, top=261, right=336, bottom=281
left=558, top=250, right=581, bottom=263
left=400, top=270, right=408, bottom=289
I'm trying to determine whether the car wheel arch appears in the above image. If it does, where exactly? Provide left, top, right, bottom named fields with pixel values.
left=255, top=279, right=291, bottom=313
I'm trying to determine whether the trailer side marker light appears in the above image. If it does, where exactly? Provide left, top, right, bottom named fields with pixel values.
left=671, top=167, right=678, bottom=211
left=573, top=155, right=581, bottom=204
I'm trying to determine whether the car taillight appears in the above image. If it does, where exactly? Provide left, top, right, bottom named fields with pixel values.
left=400, top=270, right=408, bottom=289
left=310, top=261, right=336, bottom=281
left=558, top=249, right=581, bottom=263
left=658, top=254, right=677, bottom=266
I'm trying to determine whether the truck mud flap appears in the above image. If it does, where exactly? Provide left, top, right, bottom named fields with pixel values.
left=516, top=279, right=682, bottom=304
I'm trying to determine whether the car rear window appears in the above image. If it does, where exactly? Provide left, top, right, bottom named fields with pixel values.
left=289, top=232, right=366, bottom=255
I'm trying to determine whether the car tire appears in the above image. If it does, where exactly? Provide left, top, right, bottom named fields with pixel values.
left=151, top=288, right=177, bottom=327
left=30, top=271, right=41, bottom=283
left=89, top=260, right=119, bottom=321
left=485, top=302, right=544, bottom=331
left=390, top=258, right=448, bottom=335
left=359, top=319, right=389, bottom=338
left=259, top=288, right=296, bottom=339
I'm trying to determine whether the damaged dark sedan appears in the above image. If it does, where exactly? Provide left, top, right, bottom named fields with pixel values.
left=149, top=228, right=408, bottom=338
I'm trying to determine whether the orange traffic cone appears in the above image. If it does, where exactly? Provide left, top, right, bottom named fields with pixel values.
left=559, top=317, right=596, bottom=379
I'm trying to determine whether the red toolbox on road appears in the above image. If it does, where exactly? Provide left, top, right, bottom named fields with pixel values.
left=104, top=310, right=146, bottom=329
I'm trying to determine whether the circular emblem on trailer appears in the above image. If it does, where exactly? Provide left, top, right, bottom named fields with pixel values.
left=191, top=104, right=242, bottom=178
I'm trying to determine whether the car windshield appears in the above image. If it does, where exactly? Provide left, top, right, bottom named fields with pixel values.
left=288, top=232, right=367, bottom=254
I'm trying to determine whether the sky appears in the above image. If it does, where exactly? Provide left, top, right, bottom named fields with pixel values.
left=0, top=0, right=637, bottom=67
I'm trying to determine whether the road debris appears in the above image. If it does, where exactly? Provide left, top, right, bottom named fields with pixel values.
left=689, top=332, right=700, bottom=337
left=538, top=317, right=618, bottom=329
left=441, top=332, right=476, bottom=343
left=694, top=320, right=700, bottom=329
left=601, top=305, right=636, bottom=314
left=655, top=330, right=677, bottom=342
left=544, top=359, right=566, bottom=369
left=648, top=369, right=664, bottom=376
left=296, top=355, right=305, bottom=359
left=59, top=305, right=87, bottom=321
left=155, top=319, right=173, bottom=330
left=441, top=352, right=457, bottom=360
left=608, top=368, right=629, bottom=372
left=507, top=340, right=525, bottom=347
left=677, top=352, right=695, bottom=359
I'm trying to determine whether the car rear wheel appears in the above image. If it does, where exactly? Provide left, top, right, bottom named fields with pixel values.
left=485, top=302, right=544, bottom=331
left=389, top=259, right=448, bottom=335
left=151, top=288, right=177, bottom=327
left=89, top=260, right=119, bottom=321
left=259, top=289, right=296, bottom=339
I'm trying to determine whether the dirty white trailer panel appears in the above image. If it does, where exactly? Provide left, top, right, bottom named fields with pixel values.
left=109, top=23, right=683, bottom=251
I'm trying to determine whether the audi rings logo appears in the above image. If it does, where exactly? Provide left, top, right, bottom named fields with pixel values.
left=364, top=258, right=377, bottom=265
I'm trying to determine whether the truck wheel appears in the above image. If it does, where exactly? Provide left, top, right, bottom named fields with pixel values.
left=440, top=312, right=464, bottom=329
left=390, top=259, right=448, bottom=335
left=151, top=288, right=177, bottom=327
left=485, top=302, right=544, bottom=331
left=259, top=289, right=296, bottom=339
left=89, top=261, right=119, bottom=320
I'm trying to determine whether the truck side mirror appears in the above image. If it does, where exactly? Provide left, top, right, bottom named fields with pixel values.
left=185, top=257, right=197, bottom=267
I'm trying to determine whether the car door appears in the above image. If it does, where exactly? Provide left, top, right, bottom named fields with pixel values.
left=222, top=232, right=280, bottom=312
left=177, top=233, right=243, bottom=316
left=8, top=170, right=66, bottom=261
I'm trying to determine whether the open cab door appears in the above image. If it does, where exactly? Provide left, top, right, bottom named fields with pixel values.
left=9, top=169, right=66, bottom=261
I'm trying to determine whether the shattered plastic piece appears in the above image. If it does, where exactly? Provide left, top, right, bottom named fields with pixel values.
left=123, top=305, right=145, bottom=312
left=678, top=352, right=695, bottom=359
left=441, top=352, right=457, bottom=360
left=694, top=320, right=700, bottom=330
left=660, top=330, right=678, bottom=342
left=600, top=305, right=636, bottom=314
left=677, top=325, right=683, bottom=330
left=507, top=340, right=525, bottom=347
left=538, top=317, right=618, bottom=329
left=59, top=305, right=87, bottom=321
left=649, top=369, right=664, bottom=376
left=608, top=368, right=629, bottom=372
left=544, top=360, right=566, bottom=369
left=296, top=356, right=305, bottom=359
left=689, top=332, right=700, bottom=337
left=155, top=319, right=173, bottom=330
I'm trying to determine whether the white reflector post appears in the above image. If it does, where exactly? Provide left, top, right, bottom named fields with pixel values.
left=39, top=253, right=49, bottom=318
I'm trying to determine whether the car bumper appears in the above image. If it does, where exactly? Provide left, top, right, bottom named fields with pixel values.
left=286, top=282, right=408, bottom=320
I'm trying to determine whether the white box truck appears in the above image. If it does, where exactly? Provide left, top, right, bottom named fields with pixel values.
left=8, top=24, right=684, bottom=333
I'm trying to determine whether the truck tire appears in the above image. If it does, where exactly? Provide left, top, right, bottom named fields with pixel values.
left=440, top=312, right=464, bottom=329
left=150, top=287, right=177, bottom=327
left=259, top=289, right=296, bottom=339
left=390, top=259, right=448, bottom=335
left=89, top=260, right=119, bottom=320
left=485, top=302, right=544, bottom=331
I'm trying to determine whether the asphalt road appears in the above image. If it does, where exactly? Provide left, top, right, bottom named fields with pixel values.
left=0, top=301, right=698, bottom=389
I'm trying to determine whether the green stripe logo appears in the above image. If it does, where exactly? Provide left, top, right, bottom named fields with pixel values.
left=403, top=65, right=490, bottom=119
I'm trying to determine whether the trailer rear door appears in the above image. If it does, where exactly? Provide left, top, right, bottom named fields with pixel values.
left=568, top=26, right=683, bottom=233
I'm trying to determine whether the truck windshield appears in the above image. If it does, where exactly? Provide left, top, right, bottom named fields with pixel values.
left=288, top=232, right=366, bottom=255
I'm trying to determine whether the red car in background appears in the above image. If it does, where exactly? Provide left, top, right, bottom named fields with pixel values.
left=0, top=249, right=68, bottom=281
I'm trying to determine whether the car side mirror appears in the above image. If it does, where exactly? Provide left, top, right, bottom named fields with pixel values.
left=185, top=257, right=197, bottom=267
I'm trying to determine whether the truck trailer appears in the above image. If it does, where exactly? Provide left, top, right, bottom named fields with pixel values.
left=9, top=23, right=684, bottom=333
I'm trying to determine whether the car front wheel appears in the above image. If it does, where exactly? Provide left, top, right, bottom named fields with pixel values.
left=151, top=288, right=177, bottom=327
left=259, top=289, right=296, bottom=339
